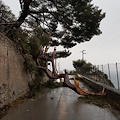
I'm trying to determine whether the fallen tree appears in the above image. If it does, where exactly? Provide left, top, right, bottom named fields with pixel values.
left=0, top=0, right=106, bottom=96
left=29, top=46, right=105, bottom=96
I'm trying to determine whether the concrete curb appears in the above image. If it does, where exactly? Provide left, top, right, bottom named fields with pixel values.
left=79, top=75, right=120, bottom=103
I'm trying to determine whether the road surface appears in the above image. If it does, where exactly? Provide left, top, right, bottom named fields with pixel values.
left=1, top=81, right=119, bottom=120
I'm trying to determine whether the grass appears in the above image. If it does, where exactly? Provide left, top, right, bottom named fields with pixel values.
left=78, top=95, right=120, bottom=111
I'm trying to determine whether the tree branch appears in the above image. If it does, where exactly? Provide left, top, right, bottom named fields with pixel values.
left=36, top=65, right=65, bottom=79
left=0, top=22, right=19, bottom=25
left=29, top=9, right=57, bottom=14
left=16, top=37, right=105, bottom=96
left=36, top=47, right=105, bottom=96
left=63, top=71, right=78, bottom=93
left=13, top=0, right=32, bottom=29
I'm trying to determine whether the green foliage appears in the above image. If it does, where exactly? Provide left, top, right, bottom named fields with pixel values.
left=24, top=59, right=36, bottom=73
left=55, top=50, right=71, bottom=58
left=1, top=0, right=105, bottom=53
left=69, top=70, right=77, bottom=75
left=27, top=0, right=105, bottom=48
left=78, top=96, right=111, bottom=108
left=0, top=0, right=16, bottom=33
left=29, top=37, right=41, bottom=59
left=21, top=27, right=50, bottom=73
left=28, top=69, right=46, bottom=97
left=32, top=27, right=50, bottom=46
left=28, top=78, right=63, bottom=97
left=0, top=0, right=106, bottom=97
left=1, top=0, right=105, bottom=60
left=73, top=59, right=86, bottom=68
left=44, top=80, right=63, bottom=88
left=0, top=0, right=15, bottom=22
left=24, top=26, right=50, bottom=60
left=73, top=59, right=92, bottom=74
left=82, top=62, right=92, bottom=73
left=9, top=26, right=51, bottom=62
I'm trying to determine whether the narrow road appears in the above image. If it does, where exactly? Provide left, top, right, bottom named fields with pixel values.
left=1, top=81, right=118, bottom=120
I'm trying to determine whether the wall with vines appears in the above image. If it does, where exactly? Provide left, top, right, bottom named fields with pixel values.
left=0, top=33, right=31, bottom=107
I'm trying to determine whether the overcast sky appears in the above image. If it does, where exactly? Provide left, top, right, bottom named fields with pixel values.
left=3, top=0, right=120, bottom=71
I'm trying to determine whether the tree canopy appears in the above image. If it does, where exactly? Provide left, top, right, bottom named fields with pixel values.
left=73, top=59, right=92, bottom=74
left=0, top=0, right=106, bottom=96
left=0, top=0, right=15, bottom=33
left=1, top=0, right=105, bottom=49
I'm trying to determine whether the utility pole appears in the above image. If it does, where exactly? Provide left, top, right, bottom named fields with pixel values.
left=58, top=58, right=60, bottom=73
left=80, top=50, right=86, bottom=60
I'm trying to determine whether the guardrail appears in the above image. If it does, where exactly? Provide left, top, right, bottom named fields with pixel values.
left=79, top=74, right=120, bottom=103
left=95, top=63, right=120, bottom=90
left=79, top=63, right=120, bottom=90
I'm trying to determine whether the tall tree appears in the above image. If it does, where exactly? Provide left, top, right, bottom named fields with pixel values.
left=0, top=0, right=15, bottom=33
left=73, top=59, right=92, bottom=74
left=0, top=0, right=106, bottom=96
left=1, top=0, right=105, bottom=48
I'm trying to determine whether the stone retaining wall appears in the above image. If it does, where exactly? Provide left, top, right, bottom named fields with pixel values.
left=0, top=33, right=32, bottom=107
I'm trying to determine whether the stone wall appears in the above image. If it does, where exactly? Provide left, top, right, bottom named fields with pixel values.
left=0, top=33, right=31, bottom=107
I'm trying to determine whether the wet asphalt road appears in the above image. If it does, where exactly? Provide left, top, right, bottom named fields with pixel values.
left=1, top=81, right=118, bottom=120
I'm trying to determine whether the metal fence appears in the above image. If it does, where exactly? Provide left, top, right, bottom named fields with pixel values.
left=79, top=63, right=120, bottom=90
left=95, top=63, right=120, bottom=90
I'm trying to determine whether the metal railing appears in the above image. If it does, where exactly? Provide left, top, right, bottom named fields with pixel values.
left=80, top=63, right=120, bottom=90
left=95, top=63, right=120, bottom=90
